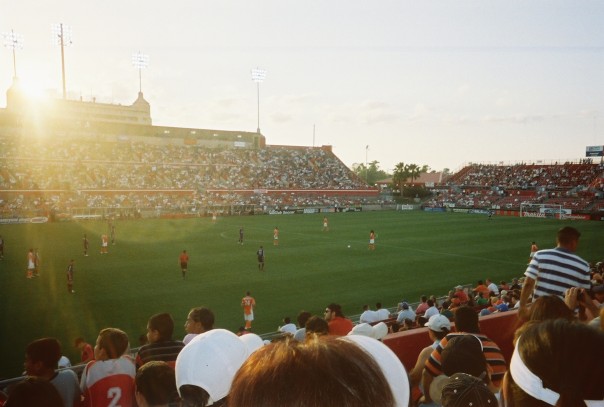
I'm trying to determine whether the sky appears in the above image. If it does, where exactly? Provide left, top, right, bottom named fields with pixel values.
left=1, top=0, right=603, bottom=174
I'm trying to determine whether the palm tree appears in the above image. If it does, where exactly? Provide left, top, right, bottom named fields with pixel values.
left=407, top=164, right=421, bottom=184
left=392, top=162, right=410, bottom=195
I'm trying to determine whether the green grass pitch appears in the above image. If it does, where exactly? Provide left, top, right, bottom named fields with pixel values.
left=0, top=210, right=602, bottom=378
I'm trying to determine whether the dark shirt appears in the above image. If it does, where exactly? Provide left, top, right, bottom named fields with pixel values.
left=135, top=340, right=185, bottom=369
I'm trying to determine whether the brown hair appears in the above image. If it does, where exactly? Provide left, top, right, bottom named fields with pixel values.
left=505, top=319, right=604, bottom=407
left=136, top=361, right=179, bottom=406
left=228, top=336, right=395, bottom=407
left=98, top=328, right=129, bottom=359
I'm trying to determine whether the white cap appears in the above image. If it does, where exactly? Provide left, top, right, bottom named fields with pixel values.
left=341, top=335, right=410, bottom=407
left=424, top=314, right=451, bottom=332
left=175, top=329, right=262, bottom=404
left=348, top=322, right=389, bottom=340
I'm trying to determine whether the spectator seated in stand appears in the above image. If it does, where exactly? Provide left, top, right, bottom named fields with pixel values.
left=175, top=329, right=263, bottom=407
left=503, top=319, right=604, bottom=406
left=136, top=313, right=185, bottom=369
left=228, top=335, right=410, bottom=407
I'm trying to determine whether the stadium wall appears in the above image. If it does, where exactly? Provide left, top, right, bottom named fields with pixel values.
left=383, top=310, right=518, bottom=371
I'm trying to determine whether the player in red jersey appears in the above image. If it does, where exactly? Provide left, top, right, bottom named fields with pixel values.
left=273, top=227, right=279, bottom=246
left=100, top=234, right=109, bottom=254
left=369, top=230, right=376, bottom=251
left=179, top=250, right=189, bottom=279
left=241, top=291, right=256, bottom=330
left=80, top=328, right=135, bottom=407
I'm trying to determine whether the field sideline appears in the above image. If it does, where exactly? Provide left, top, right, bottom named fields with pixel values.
left=0, top=210, right=602, bottom=378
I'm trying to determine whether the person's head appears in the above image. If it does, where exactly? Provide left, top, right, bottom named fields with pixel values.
left=5, top=377, right=64, bottom=407
left=441, top=373, right=498, bottom=407
left=592, top=284, right=604, bottom=303
left=454, top=306, right=480, bottom=334
left=528, top=295, right=575, bottom=322
left=376, top=302, right=383, bottom=309
left=425, top=314, right=451, bottom=341
left=441, top=335, right=489, bottom=380
left=506, top=319, right=604, bottom=407
left=147, top=312, right=175, bottom=343
left=175, top=329, right=263, bottom=407
left=24, top=338, right=61, bottom=375
left=401, top=302, right=409, bottom=310
left=324, top=303, right=344, bottom=320
left=427, top=299, right=435, bottom=307
left=305, top=316, right=329, bottom=336
left=362, top=304, right=369, bottom=311
left=477, top=280, right=484, bottom=286
left=95, top=328, right=130, bottom=360
left=74, top=337, right=87, bottom=350
left=185, top=307, right=215, bottom=335
left=556, top=226, right=581, bottom=251
left=135, top=361, right=178, bottom=407
left=228, top=336, right=397, bottom=407
left=420, top=295, right=428, bottom=303
left=296, top=311, right=311, bottom=328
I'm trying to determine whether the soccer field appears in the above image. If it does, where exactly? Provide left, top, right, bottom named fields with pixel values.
left=0, top=210, right=602, bottom=378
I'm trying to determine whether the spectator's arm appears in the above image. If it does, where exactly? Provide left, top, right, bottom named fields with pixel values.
left=519, top=276, right=535, bottom=319
left=408, top=347, right=432, bottom=388
left=421, top=368, right=435, bottom=403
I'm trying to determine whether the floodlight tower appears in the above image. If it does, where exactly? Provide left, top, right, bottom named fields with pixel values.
left=251, top=67, right=267, bottom=133
left=132, top=51, right=149, bottom=94
left=2, top=29, right=24, bottom=79
left=52, top=23, right=72, bottom=99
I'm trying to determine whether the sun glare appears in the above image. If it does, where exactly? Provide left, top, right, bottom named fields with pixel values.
left=19, top=79, right=48, bottom=101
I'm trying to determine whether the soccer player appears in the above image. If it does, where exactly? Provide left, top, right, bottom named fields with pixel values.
left=273, top=227, right=279, bottom=246
left=26, top=248, right=35, bottom=278
left=239, top=226, right=244, bottom=245
left=100, top=234, right=109, bottom=254
left=33, top=248, right=41, bottom=277
left=257, top=246, right=265, bottom=271
left=179, top=250, right=189, bottom=279
left=241, top=291, right=256, bottom=330
left=83, top=233, right=89, bottom=256
left=323, top=216, right=329, bottom=231
left=369, top=230, right=376, bottom=250
left=0, top=234, right=4, bottom=259
left=66, top=259, right=75, bottom=293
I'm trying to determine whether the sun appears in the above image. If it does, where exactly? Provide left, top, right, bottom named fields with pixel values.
left=18, top=78, right=48, bottom=101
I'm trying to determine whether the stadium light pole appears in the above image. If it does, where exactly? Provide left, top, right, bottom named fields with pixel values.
left=132, top=51, right=149, bottom=94
left=251, top=67, right=267, bottom=133
left=2, top=29, right=24, bottom=79
left=52, top=23, right=73, bottom=100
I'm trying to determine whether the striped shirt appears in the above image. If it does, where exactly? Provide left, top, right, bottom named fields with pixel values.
left=425, top=333, right=507, bottom=388
left=524, top=247, right=590, bottom=300
left=135, top=340, right=185, bottom=369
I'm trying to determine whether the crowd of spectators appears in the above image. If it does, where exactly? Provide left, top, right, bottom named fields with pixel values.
left=424, top=162, right=604, bottom=211
left=0, top=135, right=388, bottom=217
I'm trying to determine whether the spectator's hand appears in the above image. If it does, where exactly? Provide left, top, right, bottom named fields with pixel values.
left=564, top=287, right=580, bottom=310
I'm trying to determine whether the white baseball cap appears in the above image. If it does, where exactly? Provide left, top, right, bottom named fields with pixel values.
left=175, top=329, right=263, bottom=404
left=425, top=314, right=452, bottom=332
left=341, top=335, right=410, bottom=407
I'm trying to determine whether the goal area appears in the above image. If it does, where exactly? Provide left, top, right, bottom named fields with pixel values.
left=519, top=203, right=566, bottom=219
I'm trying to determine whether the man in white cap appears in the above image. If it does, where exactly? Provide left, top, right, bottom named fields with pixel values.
left=408, top=314, right=451, bottom=388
